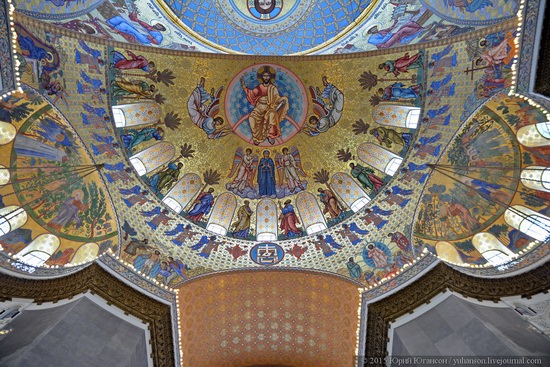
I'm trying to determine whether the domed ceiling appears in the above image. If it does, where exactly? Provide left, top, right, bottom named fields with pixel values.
left=13, top=0, right=520, bottom=54
left=0, top=87, right=119, bottom=268
left=159, top=0, right=373, bottom=54
left=1, top=0, right=550, bottom=364
left=1, top=0, right=549, bottom=301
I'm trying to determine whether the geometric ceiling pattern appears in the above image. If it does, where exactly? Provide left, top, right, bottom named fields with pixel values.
left=161, top=0, right=373, bottom=54
left=178, top=270, right=361, bottom=367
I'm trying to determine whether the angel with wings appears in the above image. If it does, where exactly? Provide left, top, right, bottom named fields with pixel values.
left=275, top=146, right=306, bottom=193
left=187, top=77, right=231, bottom=139
left=303, top=76, right=344, bottom=136
left=227, top=148, right=258, bottom=194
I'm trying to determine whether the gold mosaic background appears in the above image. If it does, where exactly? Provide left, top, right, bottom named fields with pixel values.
left=8, top=15, right=548, bottom=289
left=110, top=48, right=417, bottom=219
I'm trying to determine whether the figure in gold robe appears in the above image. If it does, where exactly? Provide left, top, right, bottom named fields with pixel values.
left=231, top=201, right=253, bottom=239
left=241, top=66, right=289, bottom=145
left=112, top=77, right=156, bottom=99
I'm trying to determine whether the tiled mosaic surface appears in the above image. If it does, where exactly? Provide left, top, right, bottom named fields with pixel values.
left=1, top=9, right=549, bottom=297
left=14, top=0, right=521, bottom=55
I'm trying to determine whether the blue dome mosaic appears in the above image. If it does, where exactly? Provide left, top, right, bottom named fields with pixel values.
left=162, top=0, right=373, bottom=54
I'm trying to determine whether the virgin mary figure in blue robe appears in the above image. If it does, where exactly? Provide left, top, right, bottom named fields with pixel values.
left=257, top=150, right=276, bottom=196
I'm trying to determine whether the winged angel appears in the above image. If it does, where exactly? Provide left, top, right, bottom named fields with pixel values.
left=187, top=77, right=231, bottom=139
left=303, top=76, right=344, bottom=137
left=276, top=147, right=307, bottom=194
left=227, top=147, right=259, bottom=195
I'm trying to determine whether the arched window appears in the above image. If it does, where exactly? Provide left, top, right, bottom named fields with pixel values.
left=15, top=234, right=60, bottom=267
left=405, top=109, right=421, bottom=129
left=111, top=108, right=126, bottom=127
left=330, top=172, right=370, bottom=212
left=0, top=122, right=16, bottom=145
left=521, top=166, right=550, bottom=193
left=472, top=232, right=514, bottom=266
left=481, top=250, right=510, bottom=266
left=357, top=142, right=403, bottom=176
left=0, top=164, right=10, bottom=186
left=162, top=173, right=202, bottom=213
left=19, top=251, right=51, bottom=267
left=256, top=199, right=278, bottom=242
left=517, top=122, right=550, bottom=147
left=385, top=157, right=403, bottom=176
left=296, top=192, right=327, bottom=235
left=206, top=193, right=237, bottom=236
left=112, top=102, right=161, bottom=128
left=372, top=104, right=420, bottom=129
left=0, top=206, right=27, bottom=236
left=69, top=243, right=100, bottom=265
left=434, top=241, right=464, bottom=264
left=504, top=205, right=550, bottom=242
left=129, top=142, right=175, bottom=176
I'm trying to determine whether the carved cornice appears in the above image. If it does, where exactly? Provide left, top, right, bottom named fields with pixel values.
left=365, top=261, right=550, bottom=366
left=0, top=263, right=175, bottom=367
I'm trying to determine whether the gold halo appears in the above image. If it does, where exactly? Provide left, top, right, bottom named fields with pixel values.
left=256, top=65, right=276, bottom=83
left=71, top=189, right=84, bottom=199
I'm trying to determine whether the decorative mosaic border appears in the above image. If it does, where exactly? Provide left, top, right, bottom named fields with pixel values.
left=0, top=0, right=16, bottom=95
left=99, top=253, right=177, bottom=302
left=13, top=12, right=516, bottom=61
left=0, top=251, right=87, bottom=278
left=361, top=253, right=438, bottom=302
left=516, top=0, right=542, bottom=93
left=175, top=265, right=365, bottom=287
left=447, top=238, right=550, bottom=277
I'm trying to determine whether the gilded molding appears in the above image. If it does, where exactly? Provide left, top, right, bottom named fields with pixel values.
left=0, top=263, right=175, bottom=367
left=364, top=261, right=550, bottom=365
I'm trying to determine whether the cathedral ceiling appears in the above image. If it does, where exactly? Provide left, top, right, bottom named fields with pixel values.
left=0, top=0, right=548, bottom=312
